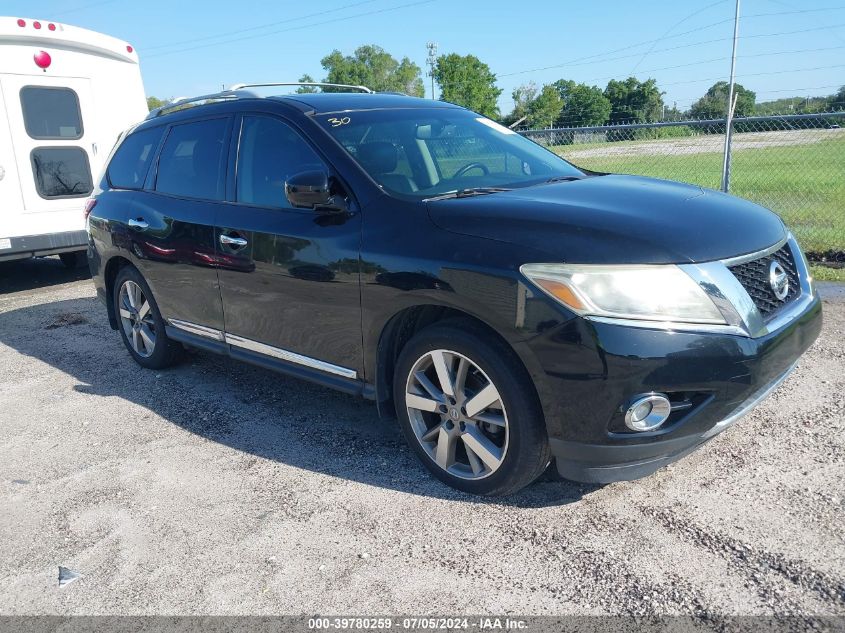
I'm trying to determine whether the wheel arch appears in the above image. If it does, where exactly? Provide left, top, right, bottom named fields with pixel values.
left=103, top=255, right=135, bottom=330
left=371, top=302, right=550, bottom=426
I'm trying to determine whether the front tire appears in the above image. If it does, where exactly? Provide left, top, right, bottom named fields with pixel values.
left=393, top=321, right=550, bottom=496
left=113, top=266, right=181, bottom=369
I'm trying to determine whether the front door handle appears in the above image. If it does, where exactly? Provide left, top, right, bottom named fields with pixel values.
left=220, top=234, right=248, bottom=248
left=128, top=218, right=148, bottom=229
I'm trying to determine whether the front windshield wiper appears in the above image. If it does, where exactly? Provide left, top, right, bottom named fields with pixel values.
left=423, top=187, right=512, bottom=202
left=543, top=175, right=584, bottom=184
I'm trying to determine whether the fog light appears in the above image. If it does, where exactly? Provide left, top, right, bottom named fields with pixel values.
left=625, top=394, right=672, bottom=432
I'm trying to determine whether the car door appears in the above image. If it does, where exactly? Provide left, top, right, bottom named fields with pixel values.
left=215, top=113, right=363, bottom=378
left=1, top=75, right=96, bottom=228
left=126, top=116, right=232, bottom=334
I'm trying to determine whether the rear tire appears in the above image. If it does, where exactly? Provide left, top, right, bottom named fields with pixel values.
left=59, top=251, right=86, bottom=269
left=113, top=266, right=182, bottom=370
left=393, top=320, right=550, bottom=496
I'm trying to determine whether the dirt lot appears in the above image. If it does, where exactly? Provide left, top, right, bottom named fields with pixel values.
left=1, top=257, right=844, bottom=617
left=565, top=127, right=845, bottom=160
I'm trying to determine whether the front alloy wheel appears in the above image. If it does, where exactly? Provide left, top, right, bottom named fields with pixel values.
left=394, top=322, right=550, bottom=496
left=118, top=280, right=157, bottom=358
left=405, top=349, right=509, bottom=480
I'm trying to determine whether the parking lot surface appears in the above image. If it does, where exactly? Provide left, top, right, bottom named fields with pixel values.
left=1, top=258, right=844, bottom=617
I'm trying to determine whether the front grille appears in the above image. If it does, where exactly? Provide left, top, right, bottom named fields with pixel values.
left=728, top=243, right=800, bottom=320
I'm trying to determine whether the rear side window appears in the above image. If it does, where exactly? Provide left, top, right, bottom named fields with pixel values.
left=31, top=147, right=93, bottom=198
left=20, top=87, right=83, bottom=140
left=155, top=118, right=228, bottom=201
left=108, top=127, right=163, bottom=190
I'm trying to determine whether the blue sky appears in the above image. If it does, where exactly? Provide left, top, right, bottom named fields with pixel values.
left=8, top=0, right=845, bottom=115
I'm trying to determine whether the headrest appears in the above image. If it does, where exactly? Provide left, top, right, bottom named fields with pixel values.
left=357, top=142, right=398, bottom=174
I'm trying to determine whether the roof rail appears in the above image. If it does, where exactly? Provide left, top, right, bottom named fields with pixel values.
left=145, top=90, right=239, bottom=119
left=144, top=81, right=375, bottom=120
left=229, top=82, right=374, bottom=94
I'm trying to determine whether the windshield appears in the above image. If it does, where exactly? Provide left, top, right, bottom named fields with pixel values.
left=316, top=108, right=584, bottom=199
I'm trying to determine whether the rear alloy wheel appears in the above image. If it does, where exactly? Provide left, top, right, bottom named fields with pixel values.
left=405, top=349, right=508, bottom=480
left=118, top=280, right=157, bottom=358
left=113, top=266, right=181, bottom=369
left=394, top=321, right=550, bottom=496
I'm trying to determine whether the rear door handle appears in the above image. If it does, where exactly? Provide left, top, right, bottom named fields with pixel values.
left=220, top=234, right=248, bottom=248
left=128, top=218, right=148, bottom=229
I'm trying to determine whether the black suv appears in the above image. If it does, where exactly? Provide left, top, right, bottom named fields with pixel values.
left=87, top=84, right=821, bottom=496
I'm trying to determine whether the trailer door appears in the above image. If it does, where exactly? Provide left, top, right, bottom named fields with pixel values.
left=0, top=74, right=97, bottom=213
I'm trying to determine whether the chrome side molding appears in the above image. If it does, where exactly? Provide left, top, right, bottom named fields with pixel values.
left=169, top=319, right=224, bottom=341
left=168, top=320, right=357, bottom=379
left=224, top=333, right=357, bottom=379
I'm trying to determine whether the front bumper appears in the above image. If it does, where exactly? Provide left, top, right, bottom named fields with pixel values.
left=538, top=292, right=822, bottom=484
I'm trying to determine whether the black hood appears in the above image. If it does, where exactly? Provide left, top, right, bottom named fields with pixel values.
left=427, top=175, right=786, bottom=264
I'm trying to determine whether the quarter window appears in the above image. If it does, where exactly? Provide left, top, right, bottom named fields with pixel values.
left=20, top=87, right=83, bottom=140
left=108, top=127, right=164, bottom=190
left=155, top=118, right=228, bottom=201
left=236, top=116, right=326, bottom=209
left=31, top=147, right=93, bottom=198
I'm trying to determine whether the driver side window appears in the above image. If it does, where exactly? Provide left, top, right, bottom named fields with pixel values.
left=236, top=116, right=327, bottom=209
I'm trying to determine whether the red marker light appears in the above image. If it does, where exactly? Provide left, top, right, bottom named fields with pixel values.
left=33, top=51, right=51, bottom=69
left=33, top=21, right=42, bottom=29
left=126, top=45, right=133, bottom=53
left=17, top=18, right=26, bottom=27
left=48, top=23, right=56, bottom=31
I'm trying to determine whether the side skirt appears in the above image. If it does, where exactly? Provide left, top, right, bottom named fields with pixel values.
left=164, top=324, right=374, bottom=399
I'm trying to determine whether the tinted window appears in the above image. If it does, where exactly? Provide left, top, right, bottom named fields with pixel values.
left=319, top=109, right=583, bottom=198
left=155, top=118, right=228, bottom=200
left=108, top=127, right=163, bottom=190
left=20, top=87, right=83, bottom=140
left=236, top=116, right=326, bottom=208
left=31, top=147, right=93, bottom=198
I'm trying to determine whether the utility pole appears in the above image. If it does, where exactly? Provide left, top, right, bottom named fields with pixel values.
left=721, top=0, right=741, bottom=193
left=426, top=42, right=438, bottom=100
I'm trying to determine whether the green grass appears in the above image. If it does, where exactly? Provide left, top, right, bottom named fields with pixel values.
left=810, top=264, right=845, bottom=282
left=554, top=137, right=845, bottom=253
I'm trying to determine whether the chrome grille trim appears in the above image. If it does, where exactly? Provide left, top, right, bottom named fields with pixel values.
left=720, top=236, right=788, bottom=267
left=678, top=233, right=815, bottom=339
left=727, top=243, right=800, bottom=320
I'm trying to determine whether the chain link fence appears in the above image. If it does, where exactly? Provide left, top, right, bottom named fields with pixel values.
left=521, top=112, right=845, bottom=262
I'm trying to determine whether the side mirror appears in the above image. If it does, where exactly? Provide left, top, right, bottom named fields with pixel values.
left=285, top=170, right=339, bottom=211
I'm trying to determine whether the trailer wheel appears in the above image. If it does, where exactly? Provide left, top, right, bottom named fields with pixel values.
left=59, top=251, right=86, bottom=269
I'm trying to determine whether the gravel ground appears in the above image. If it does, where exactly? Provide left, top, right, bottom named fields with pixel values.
left=1, top=257, right=844, bottom=617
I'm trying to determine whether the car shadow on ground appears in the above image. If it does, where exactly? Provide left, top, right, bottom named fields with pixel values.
left=0, top=256, right=90, bottom=294
left=0, top=294, right=600, bottom=508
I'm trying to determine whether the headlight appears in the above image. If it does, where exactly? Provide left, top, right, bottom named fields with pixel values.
left=520, top=263, right=726, bottom=324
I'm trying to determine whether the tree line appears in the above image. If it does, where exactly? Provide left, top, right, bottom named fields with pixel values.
left=146, top=45, right=845, bottom=129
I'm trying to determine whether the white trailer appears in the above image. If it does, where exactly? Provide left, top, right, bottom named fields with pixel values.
left=0, top=16, right=147, bottom=266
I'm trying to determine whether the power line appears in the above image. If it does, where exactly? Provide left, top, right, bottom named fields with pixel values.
left=497, top=23, right=845, bottom=79
left=145, top=0, right=439, bottom=59
left=141, top=0, right=383, bottom=52
left=630, top=0, right=729, bottom=73
left=762, top=0, right=845, bottom=44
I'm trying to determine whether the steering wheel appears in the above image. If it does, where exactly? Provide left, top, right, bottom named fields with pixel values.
left=453, top=162, right=490, bottom=178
